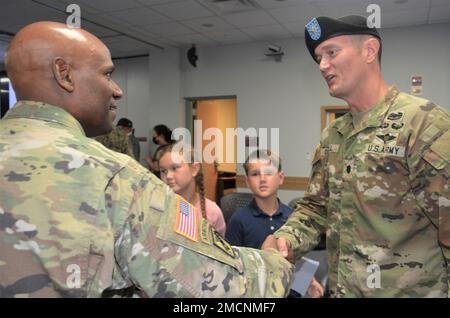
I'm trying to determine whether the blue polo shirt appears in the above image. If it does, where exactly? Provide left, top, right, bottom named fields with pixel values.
left=225, top=199, right=293, bottom=249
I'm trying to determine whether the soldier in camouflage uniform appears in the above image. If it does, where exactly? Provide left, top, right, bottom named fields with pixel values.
left=116, top=118, right=141, bottom=162
left=95, top=127, right=135, bottom=159
left=95, top=124, right=135, bottom=159
left=0, top=21, right=293, bottom=298
left=263, top=15, right=449, bottom=297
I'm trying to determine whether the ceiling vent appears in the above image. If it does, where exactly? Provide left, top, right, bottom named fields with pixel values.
left=199, top=0, right=261, bottom=14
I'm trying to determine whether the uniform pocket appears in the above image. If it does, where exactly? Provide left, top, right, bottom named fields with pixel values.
left=421, top=130, right=449, bottom=175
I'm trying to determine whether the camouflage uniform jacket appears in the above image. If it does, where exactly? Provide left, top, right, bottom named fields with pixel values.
left=95, top=126, right=134, bottom=159
left=129, top=134, right=141, bottom=162
left=0, top=101, right=294, bottom=298
left=275, top=86, right=450, bottom=297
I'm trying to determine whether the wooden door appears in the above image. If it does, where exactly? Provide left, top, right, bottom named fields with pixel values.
left=196, top=99, right=237, bottom=202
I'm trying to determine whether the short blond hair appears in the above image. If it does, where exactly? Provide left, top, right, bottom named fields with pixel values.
left=243, top=149, right=282, bottom=176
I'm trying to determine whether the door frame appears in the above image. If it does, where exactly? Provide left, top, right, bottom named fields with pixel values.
left=184, top=95, right=237, bottom=137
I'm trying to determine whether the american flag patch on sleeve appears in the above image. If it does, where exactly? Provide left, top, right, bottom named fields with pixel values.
left=174, top=196, right=199, bottom=242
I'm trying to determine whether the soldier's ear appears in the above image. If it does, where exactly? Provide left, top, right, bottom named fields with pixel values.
left=364, top=37, right=380, bottom=64
left=52, top=57, right=74, bottom=93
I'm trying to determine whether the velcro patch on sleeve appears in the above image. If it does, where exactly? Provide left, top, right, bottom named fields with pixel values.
left=174, top=196, right=199, bottom=242
left=149, top=188, right=166, bottom=212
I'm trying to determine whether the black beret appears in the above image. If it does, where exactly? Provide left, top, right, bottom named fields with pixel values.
left=305, top=15, right=381, bottom=62
left=117, top=117, right=133, bottom=128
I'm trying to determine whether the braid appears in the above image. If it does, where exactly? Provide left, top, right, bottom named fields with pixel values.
left=196, top=169, right=207, bottom=219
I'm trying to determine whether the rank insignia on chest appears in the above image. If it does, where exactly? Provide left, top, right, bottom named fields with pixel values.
left=174, top=197, right=199, bottom=242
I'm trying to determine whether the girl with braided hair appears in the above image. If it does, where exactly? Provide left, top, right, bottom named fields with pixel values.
left=156, top=142, right=226, bottom=236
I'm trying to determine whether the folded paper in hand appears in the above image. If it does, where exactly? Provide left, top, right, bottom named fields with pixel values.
left=292, top=257, right=320, bottom=296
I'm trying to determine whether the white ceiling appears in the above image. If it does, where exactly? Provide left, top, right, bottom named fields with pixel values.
left=1, top=0, right=450, bottom=65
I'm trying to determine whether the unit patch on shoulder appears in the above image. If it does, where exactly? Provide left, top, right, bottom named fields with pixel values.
left=174, top=197, right=199, bottom=242
left=149, top=188, right=166, bottom=212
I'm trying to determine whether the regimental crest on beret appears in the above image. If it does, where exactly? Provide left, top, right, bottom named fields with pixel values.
left=306, top=18, right=321, bottom=41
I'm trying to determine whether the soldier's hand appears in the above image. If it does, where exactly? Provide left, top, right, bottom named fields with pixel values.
left=261, top=234, right=277, bottom=250
left=307, top=277, right=324, bottom=298
left=262, top=235, right=294, bottom=263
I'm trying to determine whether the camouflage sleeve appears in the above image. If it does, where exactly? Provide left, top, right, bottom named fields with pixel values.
left=274, top=144, right=328, bottom=259
left=107, top=164, right=294, bottom=297
left=408, top=107, right=450, bottom=295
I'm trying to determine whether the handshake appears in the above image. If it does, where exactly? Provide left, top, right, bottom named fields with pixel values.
left=262, top=235, right=325, bottom=298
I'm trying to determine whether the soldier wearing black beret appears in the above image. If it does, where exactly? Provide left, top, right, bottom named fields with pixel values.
left=264, top=15, right=450, bottom=298
left=304, top=15, right=381, bottom=62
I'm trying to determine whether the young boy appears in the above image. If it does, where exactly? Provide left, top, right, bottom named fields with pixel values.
left=225, top=149, right=324, bottom=298
left=226, top=149, right=290, bottom=248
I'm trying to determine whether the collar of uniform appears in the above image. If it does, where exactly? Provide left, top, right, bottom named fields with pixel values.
left=333, top=112, right=353, bottom=136
left=3, top=100, right=86, bottom=136
left=249, top=198, right=284, bottom=217
left=364, top=86, right=400, bottom=128
left=335, top=86, right=400, bottom=136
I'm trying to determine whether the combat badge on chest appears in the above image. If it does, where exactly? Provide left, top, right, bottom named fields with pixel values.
left=366, top=111, right=406, bottom=157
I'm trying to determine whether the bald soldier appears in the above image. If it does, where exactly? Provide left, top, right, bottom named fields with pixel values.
left=263, top=15, right=450, bottom=297
left=0, top=21, right=293, bottom=298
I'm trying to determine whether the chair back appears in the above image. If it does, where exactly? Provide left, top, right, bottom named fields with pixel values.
left=219, top=192, right=254, bottom=224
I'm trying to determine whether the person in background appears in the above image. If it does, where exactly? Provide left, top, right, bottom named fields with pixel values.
left=0, top=21, right=294, bottom=298
left=157, top=142, right=226, bottom=236
left=152, top=124, right=173, bottom=147
left=116, top=117, right=140, bottom=162
left=144, top=124, right=174, bottom=176
left=94, top=118, right=134, bottom=159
